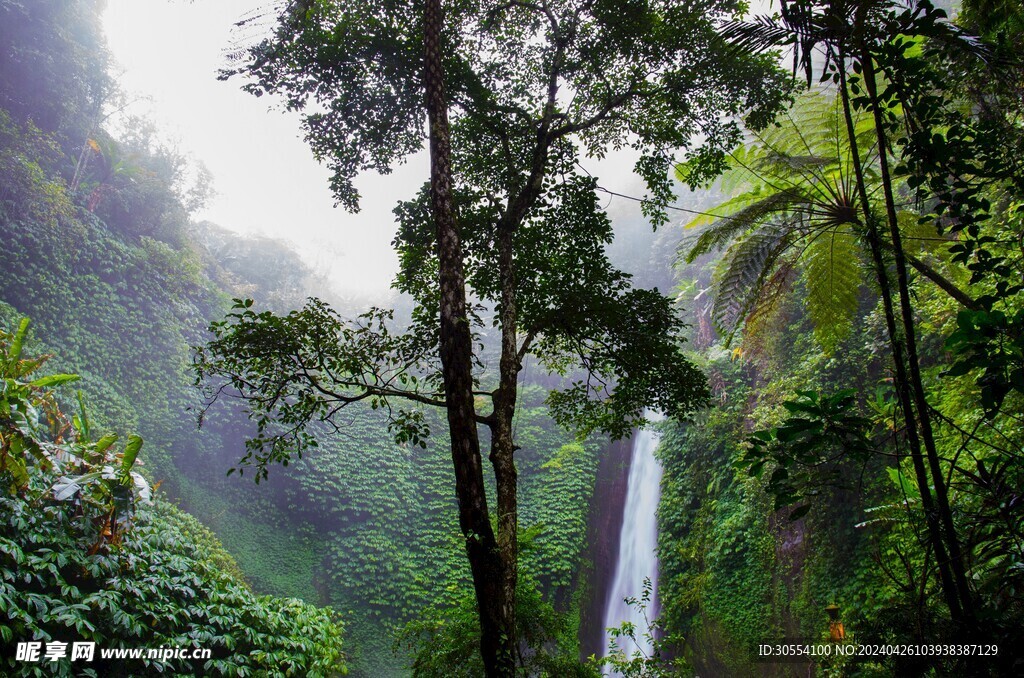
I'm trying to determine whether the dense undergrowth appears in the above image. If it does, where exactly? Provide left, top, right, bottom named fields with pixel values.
left=0, top=321, right=347, bottom=676
left=6, top=1, right=1024, bottom=676
left=653, top=5, right=1024, bottom=667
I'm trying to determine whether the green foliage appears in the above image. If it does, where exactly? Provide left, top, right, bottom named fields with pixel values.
left=0, top=9, right=607, bottom=673
left=707, top=221, right=791, bottom=343
left=677, top=90, right=876, bottom=351
left=231, top=0, right=788, bottom=220
left=0, top=0, right=111, bottom=140
left=804, top=227, right=862, bottom=353
left=214, top=4, right=790, bottom=665
left=298, top=389, right=602, bottom=674
left=211, top=0, right=791, bottom=457
left=389, top=177, right=712, bottom=438
left=0, top=89, right=600, bottom=674
left=399, top=567, right=594, bottom=677
left=0, top=110, right=74, bottom=229
left=944, top=307, right=1024, bottom=418
left=744, top=390, right=875, bottom=519
left=1, top=318, right=70, bottom=491
left=0, top=98, right=232, bottom=490
left=528, top=443, right=599, bottom=592
left=655, top=407, right=778, bottom=676
left=195, top=298, right=441, bottom=480
left=0, top=320, right=347, bottom=677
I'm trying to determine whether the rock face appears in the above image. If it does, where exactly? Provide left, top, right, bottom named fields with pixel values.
left=578, top=437, right=634, bottom=660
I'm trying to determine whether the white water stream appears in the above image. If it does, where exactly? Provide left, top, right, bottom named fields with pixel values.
left=602, top=412, right=664, bottom=670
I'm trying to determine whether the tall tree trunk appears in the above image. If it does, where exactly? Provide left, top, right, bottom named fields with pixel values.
left=422, top=0, right=516, bottom=673
left=491, top=219, right=520, bottom=666
left=836, top=49, right=966, bottom=625
left=484, top=95, right=556, bottom=667
left=859, top=50, right=975, bottom=624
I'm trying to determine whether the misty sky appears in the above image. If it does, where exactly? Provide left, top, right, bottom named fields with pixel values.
left=102, top=0, right=429, bottom=298
left=101, top=1, right=657, bottom=299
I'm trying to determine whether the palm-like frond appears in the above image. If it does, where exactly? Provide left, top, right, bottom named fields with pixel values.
left=804, top=225, right=863, bottom=353
left=679, top=88, right=881, bottom=352
left=683, top=191, right=804, bottom=262
left=712, top=222, right=792, bottom=342
left=743, top=262, right=799, bottom=359
left=719, top=15, right=799, bottom=54
left=681, top=91, right=868, bottom=257
left=902, top=2, right=994, bottom=63
left=720, top=0, right=850, bottom=83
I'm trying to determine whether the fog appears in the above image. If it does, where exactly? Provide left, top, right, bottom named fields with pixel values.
left=102, top=0, right=423, bottom=301
left=102, top=0, right=670, bottom=301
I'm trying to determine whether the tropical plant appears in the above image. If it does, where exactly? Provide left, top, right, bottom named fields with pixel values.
left=398, top=549, right=594, bottom=677
left=0, top=318, right=348, bottom=677
left=679, top=88, right=974, bottom=352
left=679, top=91, right=876, bottom=353
left=1, top=320, right=80, bottom=487
left=689, top=0, right=1009, bottom=628
left=597, top=577, right=687, bottom=677
left=743, top=389, right=876, bottom=519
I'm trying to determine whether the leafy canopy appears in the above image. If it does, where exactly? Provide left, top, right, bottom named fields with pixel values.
left=230, top=0, right=789, bottom=218
left=678, top=91, right=877, bottom=352
left=200, top=0, right=793, bottom=470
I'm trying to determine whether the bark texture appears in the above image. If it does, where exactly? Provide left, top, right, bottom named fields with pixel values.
left=422, top=0, right=516, bottom=673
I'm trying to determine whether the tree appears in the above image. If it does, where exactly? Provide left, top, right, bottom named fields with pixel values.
left=678, top=89, right=976, bottom=353
left=0, top=0, right=111, bottom=142
left=198, top=0, right=788, bottom=673
left=707, top=0, right=1022, bottom=629
left=721, top=0, right=976, bottom=625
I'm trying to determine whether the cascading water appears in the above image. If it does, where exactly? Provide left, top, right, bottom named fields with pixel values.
left=602, top=412, right=664, bottom=670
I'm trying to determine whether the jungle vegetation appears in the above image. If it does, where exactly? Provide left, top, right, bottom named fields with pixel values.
left=654, top=0, right=1024, bottom=675
left=2, top=0, right=1024, bottom=676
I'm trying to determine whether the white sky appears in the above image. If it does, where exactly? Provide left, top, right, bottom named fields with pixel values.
left=102, top=0, right=428, bottom=299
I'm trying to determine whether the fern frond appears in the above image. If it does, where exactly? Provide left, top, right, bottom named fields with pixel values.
left=712, top=222, right=791, bottom=343
left=684, top=192, right=802, bottom=262
left=681, top=187, right=766, bottom=231
left=761, top=151, right=832, bottom=172
left=804, top=226, right=863, bottom=354
left=742, top=261, right=797, bottom=361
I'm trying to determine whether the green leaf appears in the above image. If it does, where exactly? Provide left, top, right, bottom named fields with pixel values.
left=887, top=466, right=920, bottom=501
left=121, top=435, right=143, bottom=475
left=9, top=318, right=30, bottom=366
left=5, top=454, right=29, bottom=490
left=52, top=472, right=102, bottom=501
left=804, top=226, right=861, bottom=354
left=29, top=373, right=80, bottom=389
left=94, top=433, right=118, bottom=454
left=75, top=391, right=91, bottom=443
left=713, top=222, right=790, bottom=342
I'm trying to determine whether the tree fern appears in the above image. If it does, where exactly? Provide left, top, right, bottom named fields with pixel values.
left=743, top=262, right=798, bottom=360
left=677, top=88, right=879, bottom=351
left=683, top=191, right=802, bottom=262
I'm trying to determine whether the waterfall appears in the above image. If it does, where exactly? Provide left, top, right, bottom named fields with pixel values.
left=602, top=412, right=664, bottom=670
